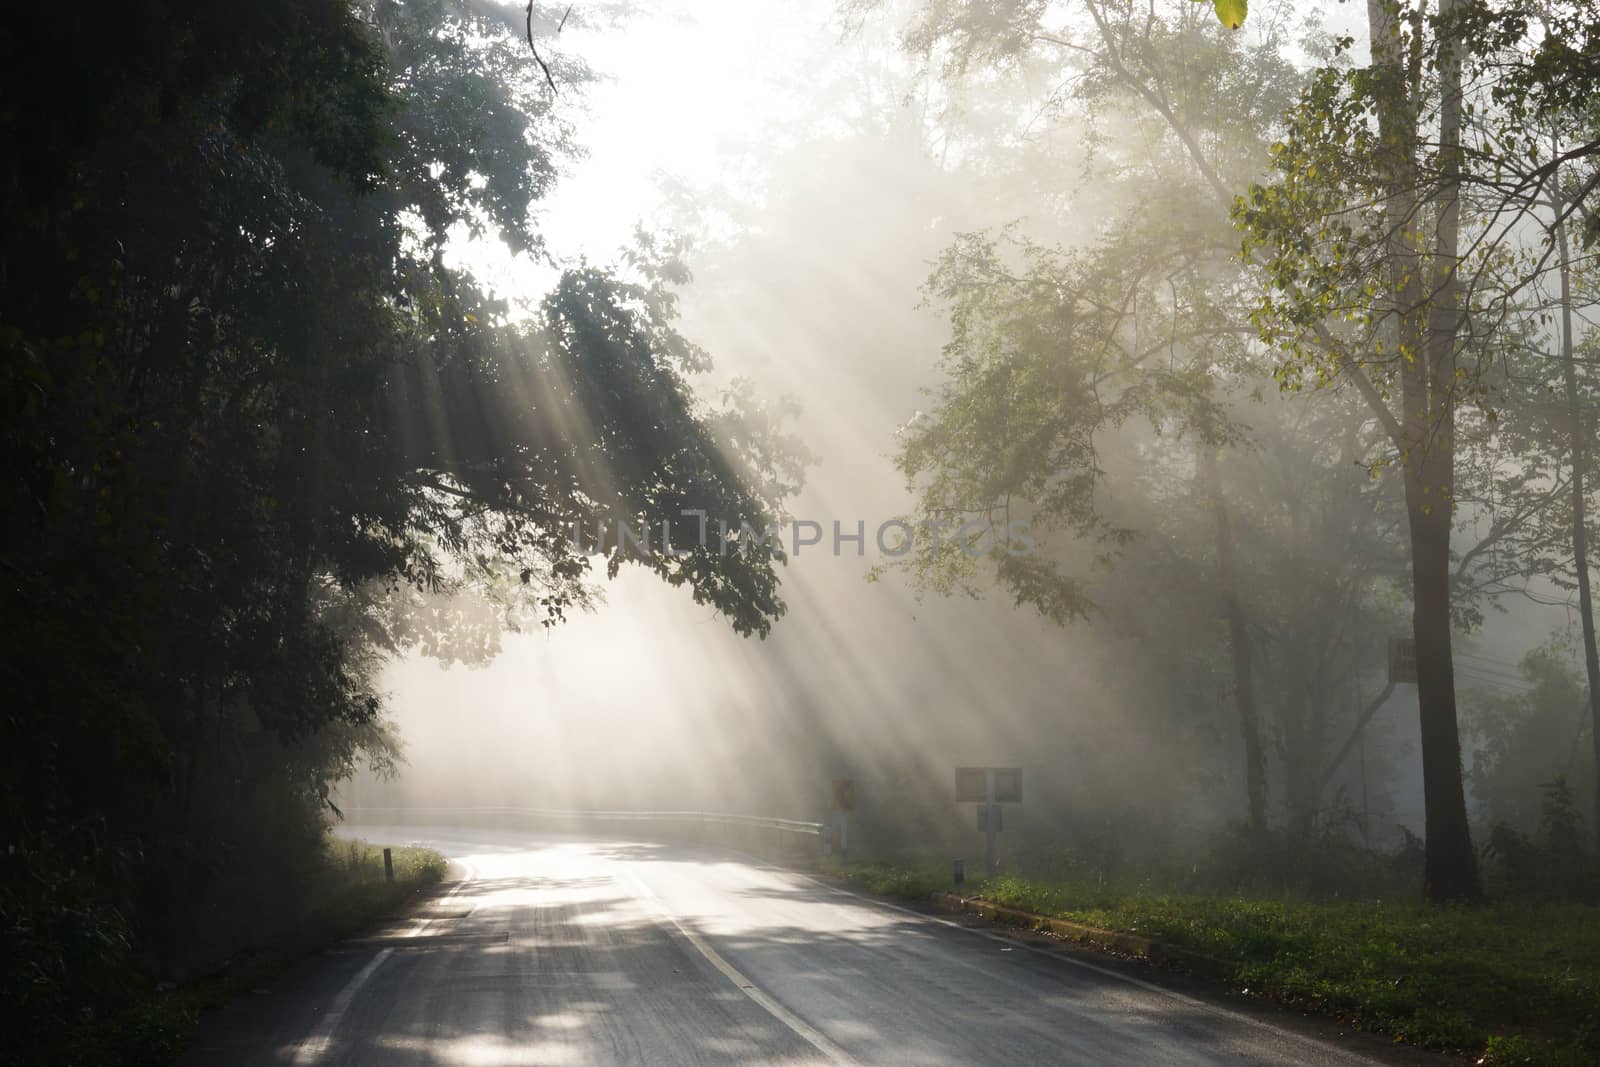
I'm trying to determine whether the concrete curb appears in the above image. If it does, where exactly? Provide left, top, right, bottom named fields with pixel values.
left=926, top=892, right=1237, bottom=981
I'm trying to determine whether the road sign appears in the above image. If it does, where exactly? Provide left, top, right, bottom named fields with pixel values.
left=831, top=779, right=856, bottom=812
left=956, top=766, right=1021, bottom=803
left=1389, top=636, right=1417, bottom=684
left=956, top=767, right=1022, bottom=877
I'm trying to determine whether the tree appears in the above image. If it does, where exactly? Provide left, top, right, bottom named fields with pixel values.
left=878, top=0, right=1343, bottom=843
left=1235, top=0, right=1600, bottom=899
left=0, top=1, right=801, bottom=1056
left=1463, top=637, right=1595, bottom=836
left=1548, top=145, right=1600, bottom=853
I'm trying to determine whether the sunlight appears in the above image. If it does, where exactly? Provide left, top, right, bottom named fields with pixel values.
left=14, top=1, right=1600, bottom=1062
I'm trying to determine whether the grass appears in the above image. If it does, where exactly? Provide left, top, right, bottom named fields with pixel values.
left=126, top=837, right=447, bottom=1062
left=825, top=860, right=1600, bottom=1066
left=182, top=837, right=447, bottom=1003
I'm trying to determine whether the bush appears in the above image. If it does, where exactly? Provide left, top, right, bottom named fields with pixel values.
left=1484, top=779, right=1596, bottom=903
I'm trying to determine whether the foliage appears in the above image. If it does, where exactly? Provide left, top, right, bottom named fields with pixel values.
left=888, top=1, right=1300, bottom=618
left=1205, top=0, right=1247, bottom=32
left=1483, top=778, right=1596, bottom=901
left=887, top=0, right=1600, bottom=902
left=144, top=838, right=446, bottom=1067
left=879, top=0, right=1415, bottom=852
left=1465, top=638, right=1597, bottom=840
left=891, top=224, right=1232, bottom=621
left=5, top=834, right=445, bottom=1066
left=835, top=859, right=1600, bottom=1064
left=0, top=0, right=801, bottom=1059
left=820, top=857, right=951, bottom=899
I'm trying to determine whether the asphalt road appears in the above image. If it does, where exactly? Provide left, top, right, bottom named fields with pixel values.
left=186, top=826, right=1415, bottom=1066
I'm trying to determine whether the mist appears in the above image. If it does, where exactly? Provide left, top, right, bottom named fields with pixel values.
left=9, top=1, right=1600, bottom=1062
left=344, top=0, right=1558, bottom=872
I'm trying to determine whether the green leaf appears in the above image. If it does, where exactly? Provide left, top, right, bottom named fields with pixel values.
left=1213, top=0, right=1247, bottom=29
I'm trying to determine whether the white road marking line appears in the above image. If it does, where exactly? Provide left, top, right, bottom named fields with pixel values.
left=398, top=857, right=478, bottom=938
left=790, top=873, right=1380, bottom=1066
left=292, top=857, right=478, bottom=1063
left=291, top=947, right=392, bottom=1065
left=618, top=870, right=859, bottom=1067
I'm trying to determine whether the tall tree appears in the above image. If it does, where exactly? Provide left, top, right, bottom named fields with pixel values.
left=1237, top=0, right=1600, bottom=898
left=1198, top=441, right=1270, bottom=841
left=876, top=0, right=1326, bottom=840
left=0, top=1, right=801, bottom=1055
left=1549, top=151, right=1600, bottom=852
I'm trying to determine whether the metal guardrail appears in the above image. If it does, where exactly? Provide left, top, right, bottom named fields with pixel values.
left=341, top=805, right=826, bottom=866
left=343, top=805, right=823, bottom=835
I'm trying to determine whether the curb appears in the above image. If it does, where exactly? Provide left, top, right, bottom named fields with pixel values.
left=926, top=892, right=1237, bottom=981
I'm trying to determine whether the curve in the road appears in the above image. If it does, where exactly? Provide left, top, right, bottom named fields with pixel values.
left=186, top=827, right=1429, bottom=1067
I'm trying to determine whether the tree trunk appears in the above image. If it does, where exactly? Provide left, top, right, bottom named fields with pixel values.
left=1095, top=0, right=1481, bottom=895
left=1550, top=151, right=1600, bottom=853
left=1406, top=462, right=1478, bottom=899
left=1199, top=444, right=1269, bottom=842
left=1372, top=0, right=1480, bottom=901
left=1288, top=671, right=1330, bottom=835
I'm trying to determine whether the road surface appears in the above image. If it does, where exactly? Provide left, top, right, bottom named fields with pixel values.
left=187, top=826, right=1411, bottom=1066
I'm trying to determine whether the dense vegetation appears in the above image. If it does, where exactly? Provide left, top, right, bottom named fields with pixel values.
left=0, top=2, right=796, bottom=1061
left=864, top=0, right=1600, bottom=902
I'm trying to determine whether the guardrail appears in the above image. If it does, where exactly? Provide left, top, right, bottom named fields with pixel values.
left=341, top=805, right=826, bottom=865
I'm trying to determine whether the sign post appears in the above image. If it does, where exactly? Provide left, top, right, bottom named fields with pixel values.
left=955, top=766, right=1021, bottom=877
left=984, top=769, right=997, bottom=878
left=831, top=778, right=856, bottom=855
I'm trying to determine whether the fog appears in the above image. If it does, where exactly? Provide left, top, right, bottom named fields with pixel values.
left=20, top=5, right=1600, bottom=1062
left=339, top=0, right=1586, bottom=870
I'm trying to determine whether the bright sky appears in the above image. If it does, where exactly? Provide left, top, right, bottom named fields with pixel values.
left=454, top=0, right=824, bottom=301
left=545, top=1, right=817, bottom=250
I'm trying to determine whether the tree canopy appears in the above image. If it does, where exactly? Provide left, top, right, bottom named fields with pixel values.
left=0, top=2, right=800, bottom=1059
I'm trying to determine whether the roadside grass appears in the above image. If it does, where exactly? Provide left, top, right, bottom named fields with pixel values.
left=824, top=860, right=1600, bottom=1066
left=179, top=837, right=447, bottom=1007
left=122, top=838, right=447, bottom=1062
left=823, top=860, right=952, bottom=901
